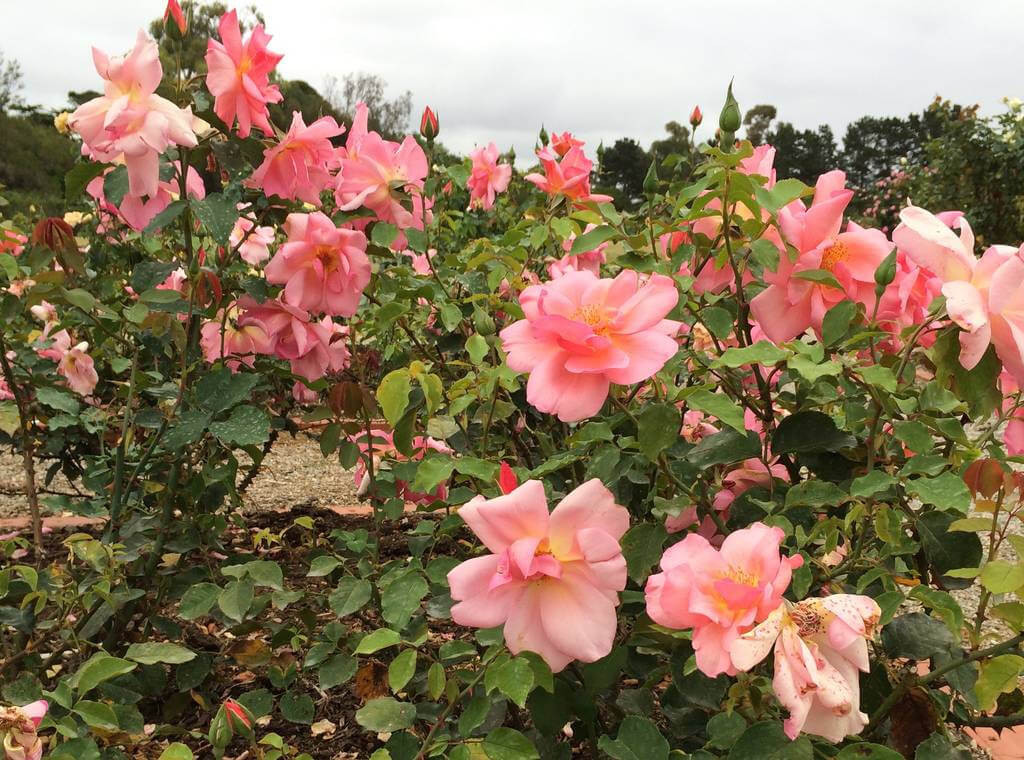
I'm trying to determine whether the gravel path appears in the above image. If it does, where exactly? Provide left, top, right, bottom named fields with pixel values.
left=0, top=432, right=361, bottom=519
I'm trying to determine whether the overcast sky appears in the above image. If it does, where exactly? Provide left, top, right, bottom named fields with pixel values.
left=7, top=1, right=1024, bottom=160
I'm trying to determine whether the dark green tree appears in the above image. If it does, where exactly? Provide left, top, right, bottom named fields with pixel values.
left=595, top=137, right=650, bottom=209
left=743, top=104, right=776, bottom=146
left=649, top=120, right=690, bottom=161
left=766, top=122, right=839, bottom=184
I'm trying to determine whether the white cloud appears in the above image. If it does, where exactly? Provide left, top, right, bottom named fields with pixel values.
left=6, top=0, right=1023, bottom=161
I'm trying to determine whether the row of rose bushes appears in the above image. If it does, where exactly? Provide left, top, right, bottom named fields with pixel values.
left=1, top=2, right=1023, bottom=759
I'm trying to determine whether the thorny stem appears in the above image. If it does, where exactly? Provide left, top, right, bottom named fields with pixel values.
left=867, top=632, right=1024, bottom=734
left=105, top=348, right=139, bottom=542
left=415, top=650, right=499, bottom=760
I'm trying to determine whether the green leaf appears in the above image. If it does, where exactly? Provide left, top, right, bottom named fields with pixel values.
left=702, top=306, right=734, bottom=340
left=245, top=560, right=284, bottom=590
left=772, top=411, right=855, bottom=455
left=850, top=470, right=895, bottom=499
left=319, top=654, right=357, bottom=689
left=788, top=354, right=842, bottom=382
left=860, top=364, right=897, bottom=392
left=74, top=700, right=120, bottom=731
left=65, top=161, right=107, bottom=205
left=688, top=428, right=761, bottom=467
left=975, top=655, right=1024, bottom=711
left=36, top=386, right=81, bottom=415
left=427, top=662, right=445, bottom=700
left=835, top=744, right=903, bottom=760
left=981, top=560, right=1024, bottom=593
left=907, top=472, right=971, bottom=513
left=621, top=523, right=668, bottom=584
left=467, top=333, right=489, bottom=364
left=329, top=577, right=372, bottom=617
left=162, top=410, right=211, bottom=450
left=418, top=372, right=443, bottom=415
left=715, top=341, right=789, bottom=368
left=279, top=689, right=314, bottom=724
left=178, top=583, right=220, bottom=620
left=569, top=225, right=617, bottom=254
left=130, top=261, right=178, bottom=293
left=908, top=586, right=964, bottom=634
left=377, top=369, right=411, bottom=425
left=125, top=642, right=196, bottom=665
left=72, top=654, right=137, bottom=697
left=191, top=193, right=237, bottom=245
left=892, top=420, right=934, bottom=453
left=371, top=222, right=398, bottom=248
left=0, top=402, right=20, bottom=435
left=102, top=165, right=130, bottom=205
left=764, top=178, right=810, bottom=211
left=918, top=511, right=983, bottom=588
left=62, top=287, right=98, bottom=312
left=411, top=453, right=454, bottom=494
left=307, top=556, right=342, bottom=577
left=482, top=727, right=539, bottom=760
left=388, top=650, right=417, bottom=693
left=784, top=480, right=847, bottom=508
left=210, top=405, right=270, bottom=446
left=687, top=389, right=745, bottom=432
left=197, top=370, right=260, bottom=414
left=458, top=695, right=490, bottom=736
left=792, top=268, right=842, bottom=290
left=143, top=199, right=186, bottom=233
left=492, top=656, right=534, bottom=708
left=881, top=612, right=954, bottom=660
left=218, top=578, right=254, bottom=623
left=454, top=457, right=499, bottom=482
left=913, top=733, right=971, bottom=760
left=381, top=573, right=428, bottom=629
left=931, top=331, right=1001, bottom=419
left=356, top=629, right=401, bottom=655
left=822, top=300, right=858, bottom=346
left=598, top=715, right=670, bottom=760
left=638, top=403, right=680, bottom=460
left=355, top=697, right=416, bottom=732
left=706, top=711, right=747, bottom=751
left=728, top=721, right=812, bottom=759
left=157, top=743, right=195, bottom=760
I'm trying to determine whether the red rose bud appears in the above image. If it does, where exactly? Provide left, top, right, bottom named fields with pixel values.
left=963, top=458, right=1006, bottom=499
left=223, top=699, right=253, bottom=732
left=419, top=106, right=439, bottom=140
left=164, top=0, right=187, bottom=34
left=31, top=217, right=77, bottom=254
left=689, top=105, right=703, bottom=128
left=498, top=462, right=518, bottom=494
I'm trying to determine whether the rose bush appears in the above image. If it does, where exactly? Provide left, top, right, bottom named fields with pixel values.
left=1, top=3, right=1024, bottom=759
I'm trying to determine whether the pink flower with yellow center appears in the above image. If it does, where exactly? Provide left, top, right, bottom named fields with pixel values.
left=645, top=522, right=803, bottom=676
left=333, top=103, right=429, bottom=230
left=730, top=595, right=880, bottom=743
left=204, top=9, right=283, bottom=138
left=500, top=269, right=681, bottom=422
left=750, top=171, right=890, bottom=343
left=448, top=479, right=630, bottom=672
left=264, top=212, right=370, bottom=317
left=68, top=31, right=198, bottom=198
left=247, top=111, right=343, bottom=205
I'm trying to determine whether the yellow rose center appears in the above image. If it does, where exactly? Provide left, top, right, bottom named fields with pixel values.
left=820, top=241, right=849, bottom=272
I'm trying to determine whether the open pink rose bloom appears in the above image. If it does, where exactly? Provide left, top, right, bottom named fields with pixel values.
left=448, top=479, right=629, bottom=671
